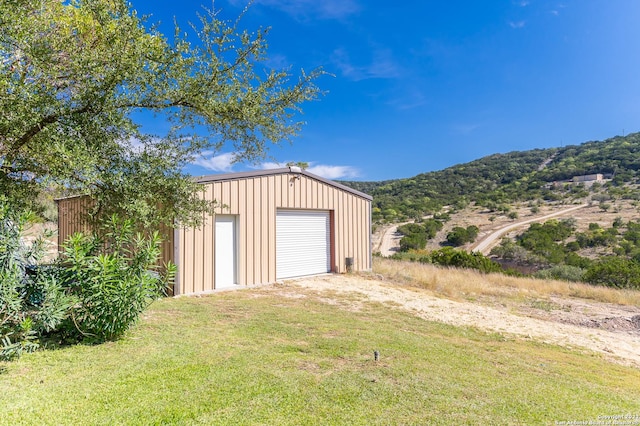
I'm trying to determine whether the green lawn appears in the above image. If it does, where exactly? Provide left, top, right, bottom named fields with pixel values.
left=1, top=285, right=639, bottom=425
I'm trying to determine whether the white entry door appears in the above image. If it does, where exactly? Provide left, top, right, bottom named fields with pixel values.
left=215, top=215, right=237, bottom=288
left=276, top=210, right=330, bottom=279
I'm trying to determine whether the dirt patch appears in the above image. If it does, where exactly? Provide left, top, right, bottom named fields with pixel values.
left=272, top=274, right=640, bottom=368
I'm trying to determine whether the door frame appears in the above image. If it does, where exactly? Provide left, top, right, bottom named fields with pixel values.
left=215, top=214, right=238, bottom=289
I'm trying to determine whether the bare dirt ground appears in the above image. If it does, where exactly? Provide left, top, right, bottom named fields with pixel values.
left=271, top=274, right=640, bottom=368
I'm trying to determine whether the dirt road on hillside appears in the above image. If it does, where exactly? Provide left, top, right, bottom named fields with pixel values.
left=471, top=204, right=588, bottom=255
left=270, top=274, right=640, bottom=368
left=375, top=222, right=410, bottom=256
left=375, top=204, right=589, bottom=257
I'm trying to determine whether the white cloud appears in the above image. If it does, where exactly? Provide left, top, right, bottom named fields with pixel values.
left=125, top=136, right=145, bottom=153
left=258, top=161, right=286, bottom=170
left=306, top=164, right=359, bottom=179
left=509, top=20, right=526, bottom=29
left=255, top=161, right=359, bottom=179
left=244, top=0, right=360, bottom=20
left=331, top=47, right=401, bottom=81
left=192, top=151, right=236, bottom=172
left=264, top=53, right=290, bottom=70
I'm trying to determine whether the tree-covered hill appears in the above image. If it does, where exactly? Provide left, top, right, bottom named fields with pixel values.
left=341, top=132, right=640, bottom=222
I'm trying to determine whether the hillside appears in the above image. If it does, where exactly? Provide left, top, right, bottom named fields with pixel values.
left=341, top=132, right=640, bottom=222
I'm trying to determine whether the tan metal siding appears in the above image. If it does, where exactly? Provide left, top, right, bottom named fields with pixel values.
left=267, top=176, right=277, bottom=280
left=56, top=196, right=93, bottom=252
left=260, top=177, right=269, bottom=283
left=203, top=186, right=214, bottom=292
left=176, top=171, right=371, bottom=295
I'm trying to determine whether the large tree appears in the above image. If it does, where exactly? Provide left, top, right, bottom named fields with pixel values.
left=0, top=0, right=321, bottom=227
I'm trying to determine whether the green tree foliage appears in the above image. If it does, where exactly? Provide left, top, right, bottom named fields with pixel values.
left=429, top=247, right=503, bottom=274
left=446, top=225, right=479, bottom=247
left=516, top=219, right=576, bottom=264
left=583, top=257, right=640, bottom=289
left=397, top=219, right=443, bottom=251
left=490, top=218, right=595, bottom=270
left=574, top=224, right=618, bottom=248
left=534, top=265, right=585, bottom=282
left=490, top=238, right=544, bottom=265
left=1, top=0, right=321, bottom=227
left=399, top=233, right=426, bottom=252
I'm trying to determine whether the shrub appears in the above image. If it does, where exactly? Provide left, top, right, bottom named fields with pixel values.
left=491, top=238, right=544, bottom=265
left=59, top=215, right=175, bottom=342
left=1, top=203, right=174, bottom=359
left=534, top=265, right=585, bottom=282
left=397, top=220, right=443, bottom=252
left=0, top=201, right=74, bottom=360
left=446, top=225, right=479, bottom=247
left=429, top=247, right=503, bottom=274
left=399, top=233, right=426, bottom=251
left=583, top=257, right=640, bottom=289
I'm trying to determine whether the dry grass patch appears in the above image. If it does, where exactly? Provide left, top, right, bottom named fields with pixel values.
left=372, top=257, right=640, bottom=306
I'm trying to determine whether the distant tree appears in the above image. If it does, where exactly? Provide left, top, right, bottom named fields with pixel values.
left=397, top=220, right=442, bottom=252
left=446, top=225, right=479, bottom=247
left=399, top=233, right=427, bottom=251
left=584, top=257, right=640, bottom=289
left=286, top=162, right=310, bottom=170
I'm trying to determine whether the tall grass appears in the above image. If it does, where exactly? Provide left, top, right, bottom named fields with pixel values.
left=372, top=257, right=640, bottom=305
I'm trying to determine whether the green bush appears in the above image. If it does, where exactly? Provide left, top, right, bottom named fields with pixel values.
left=0, top=201, right=74, bottom=360
left=397, top=219, right=443, bottom=252
left=59, top=215, right=175, bottom=343
left=446, top=225, right=479, bottom=246
left=534, top=265, right=585, bottom=282
left=583, top=257, right=640, bottom=289
left=399, top=233, right=427, bottom=251
left=429, top=247, right=503, bottom=274
left=1, top=201, right=174, bottom=359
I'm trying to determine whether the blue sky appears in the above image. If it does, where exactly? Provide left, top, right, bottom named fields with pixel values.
left=130, top=0, right=640, bottom=181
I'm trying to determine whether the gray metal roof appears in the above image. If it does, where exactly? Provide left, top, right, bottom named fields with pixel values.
left=195, top=167, right=373, bottom=201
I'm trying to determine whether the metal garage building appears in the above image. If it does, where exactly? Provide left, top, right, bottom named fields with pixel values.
left=57, top=167, right=372, bottom=296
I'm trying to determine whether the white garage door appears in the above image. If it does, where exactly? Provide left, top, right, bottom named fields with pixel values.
left=276, top=210, right=330, bottom=279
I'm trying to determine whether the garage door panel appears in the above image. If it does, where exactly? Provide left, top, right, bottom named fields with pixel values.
left=276, top=210, right=330, bottom=279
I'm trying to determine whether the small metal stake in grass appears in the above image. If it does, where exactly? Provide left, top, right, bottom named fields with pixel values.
left=374, top=350, right=380, bottom=362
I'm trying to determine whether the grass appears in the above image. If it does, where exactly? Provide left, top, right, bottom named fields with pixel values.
left=1, top=282, right=640, bottom=425
left=373, top=256, right=640, bottom=306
